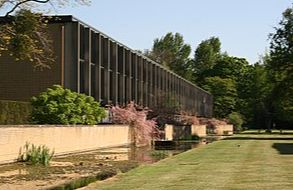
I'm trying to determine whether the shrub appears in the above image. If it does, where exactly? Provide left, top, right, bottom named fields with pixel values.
left=31, top=85, right=106, bottom=124
left=111, top=102, right=159, bottom=146
left=18, top=142, right=54, bottom=166
left=227, top=112, right=244, bottom=132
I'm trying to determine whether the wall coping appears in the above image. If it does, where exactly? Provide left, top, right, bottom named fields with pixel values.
left=0, top=124, right=129, bottom=128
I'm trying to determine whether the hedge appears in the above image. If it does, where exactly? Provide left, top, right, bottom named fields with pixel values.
left=0, top=100, right=32, bottom=124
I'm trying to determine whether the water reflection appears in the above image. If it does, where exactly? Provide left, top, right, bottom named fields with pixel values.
left=95, top=136, right=222, bottom=164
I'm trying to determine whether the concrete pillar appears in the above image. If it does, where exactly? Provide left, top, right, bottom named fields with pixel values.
left=165, top=124, right=174, bottom=140
left=191, top=125, right=207, bottom=137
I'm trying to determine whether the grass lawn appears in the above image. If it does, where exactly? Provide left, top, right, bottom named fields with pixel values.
left=83, top=131, right=293, bottom=190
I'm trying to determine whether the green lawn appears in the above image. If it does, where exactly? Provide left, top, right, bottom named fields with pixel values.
left=84, top=131, right=293, bottom=190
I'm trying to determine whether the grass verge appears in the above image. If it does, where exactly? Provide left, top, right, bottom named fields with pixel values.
left=88, top=132, right=293, bottom=190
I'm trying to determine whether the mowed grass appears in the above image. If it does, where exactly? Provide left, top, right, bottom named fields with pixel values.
left=85, top=131, right=293, bottom=190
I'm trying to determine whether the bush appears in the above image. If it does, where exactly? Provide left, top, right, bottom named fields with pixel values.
left=31, top=85, right=106, bottom=124
left=0, top=100, right=31, bottom=124
left=18, top=142, right=54, bottom=166
left=227, top=112, right=244, bottom=132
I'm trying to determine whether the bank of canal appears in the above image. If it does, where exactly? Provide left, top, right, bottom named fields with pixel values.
left=0, top=137, right=219, bottom=190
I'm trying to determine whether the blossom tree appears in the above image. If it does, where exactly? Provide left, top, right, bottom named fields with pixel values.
left=111, top=102, right=158, bottom=146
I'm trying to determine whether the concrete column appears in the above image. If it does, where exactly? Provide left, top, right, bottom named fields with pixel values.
left=96, top=33, right=102, bottom=101
left=125, top=50, right=132, bottom=103
left=110, top=41, right=118, bottom=105
left=191, top=125, right=207, bottom=137
left=84, top=27, right=90, bottom=95
left=165, top=124, right=174, bottom=140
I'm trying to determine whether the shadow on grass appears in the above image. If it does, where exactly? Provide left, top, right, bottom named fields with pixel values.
left=272, top=143, right=293, bottom=155
left=241, top=132, right=293, bottom=135
left=224, top=137, right=293, bottom=140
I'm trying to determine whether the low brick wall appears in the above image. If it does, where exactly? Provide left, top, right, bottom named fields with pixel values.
left=0, top=125, right=130, bottom=164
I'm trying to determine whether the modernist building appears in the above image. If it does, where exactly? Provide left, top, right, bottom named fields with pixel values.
left=0, top=16, right=212, bottom=117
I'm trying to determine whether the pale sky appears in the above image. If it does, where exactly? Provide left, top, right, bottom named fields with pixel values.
left=2, top=0, right=293, bottom=64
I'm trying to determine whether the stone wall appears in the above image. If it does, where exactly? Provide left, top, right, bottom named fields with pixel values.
left=0, top=125, right=130, bottom=164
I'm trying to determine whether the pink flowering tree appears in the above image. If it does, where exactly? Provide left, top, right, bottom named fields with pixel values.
left=111, top=102, right=159, bottom=146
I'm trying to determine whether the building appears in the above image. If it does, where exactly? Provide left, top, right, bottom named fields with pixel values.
left=0, top=16, right=212, bottom=117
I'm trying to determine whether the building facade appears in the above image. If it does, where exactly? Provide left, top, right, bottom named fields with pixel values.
left=0, top=16, right=212, bottom=117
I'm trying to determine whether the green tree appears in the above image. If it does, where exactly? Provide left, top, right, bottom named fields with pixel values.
left=31, top=85, right=106, bottom=124
left=268, top=5, right=293, bottom=128
left=209, top=56, right=249, bottom=80
left=146, top=32, right=192, bottom=80
left=246, top=63, right=272, bottom=128
left=192, top=37, right=222, bottom=84
left=227, top=112, right=244, bottom=132
left=202, top=76, right=237, bottom=118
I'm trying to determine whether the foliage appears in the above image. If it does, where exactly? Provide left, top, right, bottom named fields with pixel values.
left=0, top=0, right=90, bottom=68
left=31, top=85, right=106, bottom=124
left=146, top=32, right=193, bottom=80
left=244, top=63, right=272, bottom=128
left=192, top=36, right=222, bottom=84
left=111, top=102, right=158, bottom=146
left=202, top=76, right=237, bottom=118
left=268, top=5, right=293, bottom=128
left=0, top=0, right=91, bottom=16
left=149, top=93, right=181, bottom=127
left=0, top=100, right=31, bottom=124
left=198, top=117, right=227, bottom=132
left=0, top=9, right=54, bottom=68
left=18, top=142, right=54, bottom=166
left=149, top=150, right=168, bottom=160
left=227, top=112, right=244, bottom=132
left=178, top=112, right=200, bottom=125
left=50, top=169, right=117, bottom=190
left=209, top=56, right=249, bottom=81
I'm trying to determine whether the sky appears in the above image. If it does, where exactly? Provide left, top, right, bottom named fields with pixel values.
left=3, top=0, right=293, bottom=64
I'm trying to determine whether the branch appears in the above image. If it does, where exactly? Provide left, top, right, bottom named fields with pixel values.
left=5, top=0, right=50, bottom=17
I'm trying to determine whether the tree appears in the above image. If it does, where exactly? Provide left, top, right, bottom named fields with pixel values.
left=192, top=37, right=222, bottom=84
left=111, top=102, right=158, bottom=146
left=202, top=76, right=237, bottom=118
left=0, top=0, right=90, bottom=68
left=0, top=0, right=90, bottom=17
left=227, top=112, right=244, bottom=132
left=31, top=85, right=106, bottom=124
left=209, top=56, right=249, bottom=81
left=146, top=32, right=192, bottom=80
left=268, top=5, right=293, bottom=128
left=0, top=10, right=53, bottom=68
left=245, top=63, right=272, bottom=128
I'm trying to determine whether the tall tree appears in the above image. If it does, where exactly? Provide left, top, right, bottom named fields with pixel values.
left=244, top=63, right=272, bottom=128
left=192, top=37, right=222, bottom=84
left=268, top=5, right=293, bottom=128
left=146, top=32, right=192, bottom=80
